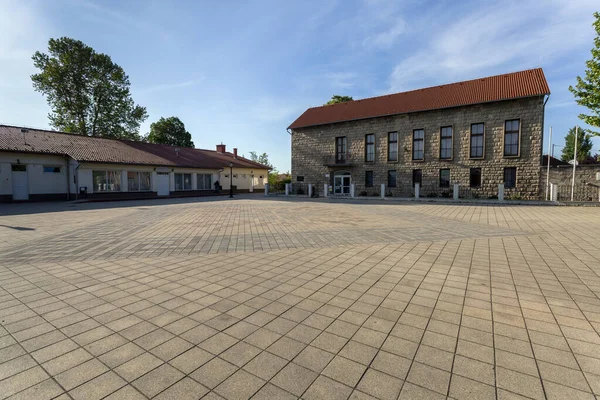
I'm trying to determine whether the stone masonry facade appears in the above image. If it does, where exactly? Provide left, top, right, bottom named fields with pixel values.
left=291, top=97, right=546, bottom=200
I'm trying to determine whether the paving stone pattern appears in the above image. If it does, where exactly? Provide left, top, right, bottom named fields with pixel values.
left=1, top=196, right=600, bottom=399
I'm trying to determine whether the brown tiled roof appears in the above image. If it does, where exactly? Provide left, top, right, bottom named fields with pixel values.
left=0, top=125, right=271, bottom=170
left=289, top=68, right=550, bottom=129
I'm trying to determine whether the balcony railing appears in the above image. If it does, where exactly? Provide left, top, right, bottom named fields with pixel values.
left=323, top=152, right=356, bottom=167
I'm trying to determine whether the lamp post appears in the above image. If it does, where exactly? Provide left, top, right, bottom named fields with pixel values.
left=229, top=161, right=234, bottom=198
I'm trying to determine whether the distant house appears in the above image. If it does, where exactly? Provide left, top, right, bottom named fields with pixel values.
left=288, top=68, right=550, bottom=200
left=0, top=125, right=270, bottom=202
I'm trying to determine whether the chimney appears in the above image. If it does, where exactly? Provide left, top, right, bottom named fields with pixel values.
left=216, top=143, right=226, bottom=153
left=233, top=148, right=238, bottom=158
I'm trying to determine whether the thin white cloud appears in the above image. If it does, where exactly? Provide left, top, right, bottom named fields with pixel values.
left=388, top=0, right=599, bottom=92
left=326, top=72, right=357, bottom=89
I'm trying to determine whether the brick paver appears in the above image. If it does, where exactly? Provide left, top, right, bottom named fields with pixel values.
left=1, top=196, right=599, bottom=399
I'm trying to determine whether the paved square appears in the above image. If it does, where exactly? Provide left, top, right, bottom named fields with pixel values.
left=1, top=197, right=600, bottom=399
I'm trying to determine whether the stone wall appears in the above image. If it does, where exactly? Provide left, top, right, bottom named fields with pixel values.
left=540, top=164, right=600, bottom=201
left=291, top=97, right=546, bottom=199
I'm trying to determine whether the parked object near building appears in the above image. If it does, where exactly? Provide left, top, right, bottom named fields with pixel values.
left=289, top=69, right=550, bottom=200
left=0, top=125, right=270, bottom=202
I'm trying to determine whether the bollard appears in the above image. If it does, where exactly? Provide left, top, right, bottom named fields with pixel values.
left=264, top=183, right=269, bottom=196
left=380, top=184, right=385, bottom=199
left=285, top=183, right=290, bottom=196
left=498, top=183, right=504, bottom=201
left=308, top=184, right=313, bottom=198
left=415, top=183, right=420, bottom=199
left=550, top=183, right=558, bottom=201
left=350, top=183, right=355, bottom=198
left=324, top=183, right=328, bottom=197
left=453, top=183, right=459, bottom=200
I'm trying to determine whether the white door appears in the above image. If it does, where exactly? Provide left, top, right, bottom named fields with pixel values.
left=11, top=165, right=29, bottom=200
left=157, top=173, right=169, bottom=196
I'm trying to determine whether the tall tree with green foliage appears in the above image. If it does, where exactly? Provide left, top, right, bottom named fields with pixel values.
left=248, top=151, right=273, bottom=167
left=325, top=95, right=353, bottom=105
left=569, top=12, right=600, bottom=135
left=146, top=117, right=194, bottom=148
left=561, top=126, right=593, bottom=162
left=31, top=37, right=148, bottom=140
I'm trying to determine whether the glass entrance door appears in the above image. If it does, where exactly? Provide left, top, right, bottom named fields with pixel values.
left=334, top=175, right=351, bottom=195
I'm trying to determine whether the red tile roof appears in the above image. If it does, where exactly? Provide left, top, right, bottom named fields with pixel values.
left=0, top=125, right=271, bottom=170
left=289, top=68, right=550, bottom=129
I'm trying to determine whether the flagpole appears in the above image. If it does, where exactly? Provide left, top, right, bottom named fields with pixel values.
left=546, top=126, right=552, bottom=201
left=571, top=126, right=578, bottom=201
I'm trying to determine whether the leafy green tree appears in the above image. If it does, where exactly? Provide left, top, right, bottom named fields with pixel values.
left=569, top=12, right=600, bottom=135
left=561, top=126, right=593, bottom=162
left=146, top=117, right=194, bottom=147
left=325, top=95, right=353, bottom=105
left=249, top=151, right=272, bottom=167
left=31, top=37, right=147, bottom=140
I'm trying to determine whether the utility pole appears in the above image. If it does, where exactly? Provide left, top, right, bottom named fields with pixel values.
left=571, top=126, right=578, bottom=202
left=546, top=127, right=552, bottom=201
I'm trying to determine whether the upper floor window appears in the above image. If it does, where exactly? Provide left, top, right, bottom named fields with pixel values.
left=440, top=126, right=452, bottom=160
left=365, top=134, right=375, bottom=162
left=470, top=123, right=484, bottom=158
left=504, top=120, right=520, bottom=156
left=336, top=136, right=347, bottom=163
left=413, top=129, right=424, bottom=160
left=388, top=132, right=398, bottom=161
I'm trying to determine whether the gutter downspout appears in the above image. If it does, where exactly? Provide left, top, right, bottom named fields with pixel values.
left=65, top=156, right=70, bottom=200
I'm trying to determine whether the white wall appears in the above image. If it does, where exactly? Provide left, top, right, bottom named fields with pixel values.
left=0, top=152, right=69, bottom=196
left=220, top=168, right=269, bottom=190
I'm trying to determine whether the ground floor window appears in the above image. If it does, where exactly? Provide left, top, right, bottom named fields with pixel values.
left=412, top=169, right=422, bottom=187
left=388, top=170, right=397, bottom=188
left=11, top=164, right=26, bottom=172
left=504, top=167, right=516, bottom=189
left=93, top=170, right=121, bottom=192
left=470, top=168, right=481, bottom=188
left=175, top=173, right=192, bottom=190
left=439, top=169, right=450, bottom=188
left=297, top=176, right=304, bottom=182
left=197, top=174, right=212, bottom=190
left=365, top=171, right=373, bottom=187
left=128, top=171, right=151, bottom=191
left=43, top=166, right=61, bottom=173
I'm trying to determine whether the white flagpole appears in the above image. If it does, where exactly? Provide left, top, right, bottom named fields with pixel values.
left=571, top=126, right=578, bottom=201
left=546, top=126, right=552, bottom=201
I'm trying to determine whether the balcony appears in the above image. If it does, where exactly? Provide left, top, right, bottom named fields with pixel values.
left=322, top=152, right=357, bottom=167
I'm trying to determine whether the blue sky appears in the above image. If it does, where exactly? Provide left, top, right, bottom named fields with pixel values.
left=1, top=0, right=599, bottom=171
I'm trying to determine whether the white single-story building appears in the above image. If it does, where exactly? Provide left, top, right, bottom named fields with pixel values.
left=0, top=125, right=270, bottom=202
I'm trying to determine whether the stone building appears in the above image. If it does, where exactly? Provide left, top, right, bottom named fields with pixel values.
left=288, top=69, right=550, bottom=200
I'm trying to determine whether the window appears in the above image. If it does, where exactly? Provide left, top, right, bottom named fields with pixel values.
left=470, top=123, right=484, bottom=158
left=296, top=176, right=304, bottom=182
left=504, top=167, right=516, bottom=188
left=43, top=166, right=61, bottom=173
left=93, top=170, right=121, bottom=192
left=197, top=174, right=212, bottom=190
left=412, top=169, right=422, bottom=187
left=504, top=120, right=520, bottom=156
left=365, top=171, right=374, bottom=187
left=387, top=132, right=398, bottom=161
left=439, top=169, right=450, bottom=188
left=470, top=168, right=481, bottom=188
left=412, top=129, right=424, bottom=160
left=11, top=165, right=26, bottom=172
left=440, top=126, right=453, bottom=159
left=365, top=134, right=375, bottom=162
left=175, top=173, right=192, bottom=190
left=388, top=170, right=397, bottom=188
left=335, top=136, right=347, bottom=163
left=127, top=172, right=151, bottom=191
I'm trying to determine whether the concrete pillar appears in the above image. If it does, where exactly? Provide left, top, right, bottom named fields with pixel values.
left=415, top=183, right=420, bottom=199
left=550, top=183, right=558, bottom=201
left=324, top=184, right=328, bottom=197
left=498, top=183, right=505, bottom=201
left=380, top=184, right=385, bottom=199
left=121, top=170, right=128, bottom=192
left=285, top=183, right=290, bottom=196
left=308, top=184, right=313, bottom=198
left=453, top=183, right=459, bottom=200
left=264, top=183, right=269, bottom=196
left=249, top=175, right=254, bottom=193
left=350, top=183, right=355, bottom=198
left=192, top=173, right=197, bottom=190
